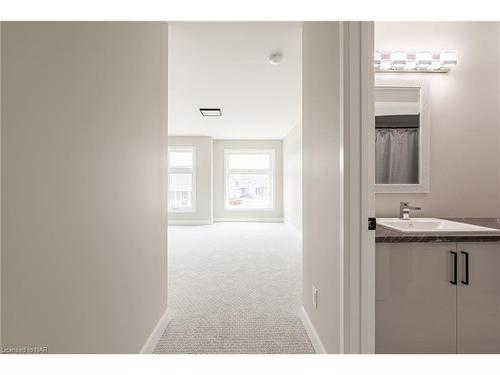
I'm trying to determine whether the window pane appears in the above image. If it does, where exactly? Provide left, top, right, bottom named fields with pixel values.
left=227, top=174, right=271, bottom=208
left=169, top=151, right=193, bottom=168
left=169, top=173, right=193, bottom=210
left=228, top=153, right=270, bottom=170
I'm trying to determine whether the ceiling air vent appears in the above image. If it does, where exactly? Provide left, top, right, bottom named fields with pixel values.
left=200, top=108, right=222, bottom=117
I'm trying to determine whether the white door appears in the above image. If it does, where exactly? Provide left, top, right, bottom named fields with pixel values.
left=457, top=242, right=500, bottom=353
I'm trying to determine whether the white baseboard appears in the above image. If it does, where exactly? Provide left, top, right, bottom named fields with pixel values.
left=300, top=306, right=327, bottom=354
left=168, top=219, right=212, bottom=225
left=284, top=219, right=302, bottom=237
left=140, top=309, right=170, bottom=354
left=213, top=217, right=284, bottom=223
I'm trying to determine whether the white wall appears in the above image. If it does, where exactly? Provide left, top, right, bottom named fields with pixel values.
left=302, top=22, right=343, bottom=353
left=168, top=136, right=212, bottom=224
left=1, top=22, right=168, bottom=353
left=283, top=123, right=302, bottom=232
left=375, top=22, right=500, bottom=218
left=213, top=140, right=283, bottom=221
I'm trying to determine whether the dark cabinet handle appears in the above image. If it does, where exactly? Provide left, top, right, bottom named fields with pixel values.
left=461, top=251, right=470, bottom=285
left=450, top=251, right=458, bottom=285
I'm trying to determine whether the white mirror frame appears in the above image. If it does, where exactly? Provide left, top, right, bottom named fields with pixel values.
left=375, top=77, right=430, bottom=193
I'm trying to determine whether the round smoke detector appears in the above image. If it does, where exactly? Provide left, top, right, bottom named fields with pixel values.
left=269, top=52, right=283, bottom=65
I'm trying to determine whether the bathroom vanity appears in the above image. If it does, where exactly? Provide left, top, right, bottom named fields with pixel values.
left=375, top=218, right=500, bottom=354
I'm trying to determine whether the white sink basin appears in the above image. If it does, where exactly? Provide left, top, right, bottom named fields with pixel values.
left=378, top=218, right=500, bottom=233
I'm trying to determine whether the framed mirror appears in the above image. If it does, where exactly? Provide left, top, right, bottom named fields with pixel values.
left=375, top=78, right=430, bottom=193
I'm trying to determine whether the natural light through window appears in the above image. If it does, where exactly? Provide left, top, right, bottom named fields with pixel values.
left=168, top=147, right=196, bottom=212
left=225, top=150, right=274, bottom=210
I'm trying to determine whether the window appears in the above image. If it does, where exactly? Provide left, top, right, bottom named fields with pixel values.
left=224, top=149, right=275, bottom=210
left=168, top=146, right=196, bottom=212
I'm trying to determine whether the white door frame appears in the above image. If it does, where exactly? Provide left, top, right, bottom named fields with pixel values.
left=341, top=21, right=375, bottom=354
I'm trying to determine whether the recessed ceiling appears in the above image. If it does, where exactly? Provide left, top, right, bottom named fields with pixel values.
left=168, top=22, right=302, bottom=140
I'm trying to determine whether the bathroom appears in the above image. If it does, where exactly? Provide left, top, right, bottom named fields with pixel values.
left=374, top=22, right=500, bottom=353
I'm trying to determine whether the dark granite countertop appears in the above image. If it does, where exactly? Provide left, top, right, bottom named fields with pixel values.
left=376, top=218, right=500, bottom=243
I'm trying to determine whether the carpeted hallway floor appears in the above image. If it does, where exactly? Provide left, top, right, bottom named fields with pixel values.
left=153, top=222, right=314, bottom=354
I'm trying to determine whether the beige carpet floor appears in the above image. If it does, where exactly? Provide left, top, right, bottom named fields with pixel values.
left=153, top=222, right=314, bottom=354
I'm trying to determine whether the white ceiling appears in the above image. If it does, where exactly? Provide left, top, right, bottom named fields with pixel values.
left=168, top=22, right=302, bottom=140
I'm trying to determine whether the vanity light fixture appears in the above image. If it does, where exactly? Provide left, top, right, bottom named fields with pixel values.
left=375, top=50, right=458, bottom=73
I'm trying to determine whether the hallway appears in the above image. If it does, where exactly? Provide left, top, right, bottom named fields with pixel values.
left=153, top=222, right=314, bottom=354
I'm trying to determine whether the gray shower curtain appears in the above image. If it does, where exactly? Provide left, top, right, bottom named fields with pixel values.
left=375, top=128, right=419, bottom=184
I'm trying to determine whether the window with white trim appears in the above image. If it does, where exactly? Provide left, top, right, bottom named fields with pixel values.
left=168, top=146, right=196, bottom=212
left=224, top=149, right=275, bottom=210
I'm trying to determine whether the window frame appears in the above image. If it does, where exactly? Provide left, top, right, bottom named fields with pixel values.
left=168, top=146, right=196, bottom=213
left=223, top=149, right=276, bottom=211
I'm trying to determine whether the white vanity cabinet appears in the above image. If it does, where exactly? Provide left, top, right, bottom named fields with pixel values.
left=376, top=243, right=457, bottom=353
left=456, top=242, right=500, bottom=353
left=376, top=241, right=500, bottom=354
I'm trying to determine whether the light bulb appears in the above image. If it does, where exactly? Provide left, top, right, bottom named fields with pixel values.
left=390, top=50, right=407, bottom=69
left=440, top=50, right=457, bottom=68
left=416, top=50, right=433, bottom=69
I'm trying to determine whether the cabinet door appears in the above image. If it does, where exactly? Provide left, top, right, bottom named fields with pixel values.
left=376, top=243, right=457, bottom=353
left=457, top=242, right=500, bottom=353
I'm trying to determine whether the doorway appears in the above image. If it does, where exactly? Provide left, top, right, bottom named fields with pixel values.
left=157, top=22, right=310, bottom=354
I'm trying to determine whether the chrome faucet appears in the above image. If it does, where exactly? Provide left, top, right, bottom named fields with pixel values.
left=400, top=201, right=421, bottom=220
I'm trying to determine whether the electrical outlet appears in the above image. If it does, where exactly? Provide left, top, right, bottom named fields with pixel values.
left=312, top=286, right=318, bottom=309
